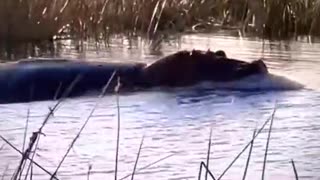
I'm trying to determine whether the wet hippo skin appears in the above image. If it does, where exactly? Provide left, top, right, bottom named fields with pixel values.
left=141, top=49, right=268, bottom=87
left=0, top=50, right=269, bottom=104
left=0, top=60, right=146, bottom=103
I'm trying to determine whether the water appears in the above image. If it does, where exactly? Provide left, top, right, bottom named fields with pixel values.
left=1, top=32, right=320, bottom=180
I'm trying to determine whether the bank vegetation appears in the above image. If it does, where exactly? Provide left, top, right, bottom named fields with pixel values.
left=0, top=0, right=319, bottom=42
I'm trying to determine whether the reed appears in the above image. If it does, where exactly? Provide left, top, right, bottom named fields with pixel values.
left=130, top=136, right=145, bottom=180
left=114, top=76, right=121, bottom=180
left=17, top=108, right=30, bottom=180
left=261, top=105, right=276, bottom=180
left=242, top=129, right=256, bottom=180
left=0, top=135, right=57, bottom=179
left=291, top=159, right=299, bottom=180
left=50, top=71, right=116, bottom=179
left=87, top=164, right=93, bottom=180
left=8, top=74, right=82, bottom=180
left=205, top=128, right=213, bottom=180
left=198, top=161, right=216, bottom=180
left=0, top=0, right=319, bottom=43
left=21, top=108, right=30, bottom=154
left=1, top=99, right=301, bottom=180
left=119, top=153, right=176, bottom=180
left=217, top=106, right=277, bottom=180
left=197, top=127, right=217, bottom=180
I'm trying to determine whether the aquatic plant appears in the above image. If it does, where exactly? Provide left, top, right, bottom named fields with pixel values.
left=0, top=0, right=319, bottom=43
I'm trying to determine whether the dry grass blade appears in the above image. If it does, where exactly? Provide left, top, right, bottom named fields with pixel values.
left=17, top=108, right=31, bottom=180
left=40, top=74, right=83, bottom=130
left=291, top=159, right=299, bottom=180
left=217, top=106, right=277, bottom=180
left=12, top=74, right=83, bottom=180
left=0, top=135, right=58, bottom=179
left=130, top=135, right=145, bottom=180
left=98, top=0, right=110, bottom=23
left=115, top=76, right=121, bottom=180
left=87, top=164, right=93, bottom=180
left=198, top=161, right=203, bottom=180
left=151, top=0, right=167, bottom=37
left=198, top=161, right=216, bottom=180
left=59, top=0, right=70, bottom=14
left=242, top=129, right=256, bottom=180
left=30, top=163, right=34, bottom=180
left=22, top=108, right=31, bottom=153
left=53, top=82, right=63, bottom=101
left=12, top=132, right=40, bottom=180
left=147, top=0, right=161, bottom=37
left=261, top=106, right=276, bottom=180
left=50, top=71, right=116, bottom=179
left=23, top=136, right=41, bottom=180
left=119, top=153, right=176, bottom=180
left=205, top=127, right=213, bottom=180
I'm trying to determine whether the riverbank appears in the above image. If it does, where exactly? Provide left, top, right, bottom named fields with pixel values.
left=1, top=0, right=320, bottom=43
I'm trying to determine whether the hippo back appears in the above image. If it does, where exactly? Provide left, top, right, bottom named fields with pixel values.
left=0, top=60, right=146, bottom=103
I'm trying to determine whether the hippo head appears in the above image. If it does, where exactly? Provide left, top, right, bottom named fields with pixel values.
left=190, top=49, right=227, bottom=61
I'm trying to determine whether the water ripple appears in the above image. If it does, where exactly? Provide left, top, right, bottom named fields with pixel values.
left=1, top=34, right=320, bottom=180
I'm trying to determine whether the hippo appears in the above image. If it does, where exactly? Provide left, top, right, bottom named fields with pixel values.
left=0, top=49, right=295, bottom=104
left=140, top=49, right=268, bottom=87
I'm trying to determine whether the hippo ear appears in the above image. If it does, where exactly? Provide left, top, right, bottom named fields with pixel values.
left=205, top=49, right=215, bottom=56
left=215, top=50, right=227, bottom=58
left=252, top=59, right=269, bottom=73
left=190, top=49, right=196, bottom=56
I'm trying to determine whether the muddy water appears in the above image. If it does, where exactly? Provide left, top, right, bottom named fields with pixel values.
left=0, top=33, right=320, bottom=180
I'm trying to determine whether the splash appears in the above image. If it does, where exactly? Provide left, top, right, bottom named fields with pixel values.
left=193, top=73, right=305, bottom=91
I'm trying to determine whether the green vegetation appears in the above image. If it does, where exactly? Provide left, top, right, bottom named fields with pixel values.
left=0, top=0, right=320, bottom=43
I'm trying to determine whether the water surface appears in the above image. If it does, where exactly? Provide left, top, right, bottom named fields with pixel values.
left=0, top=33, right=320, bottom=180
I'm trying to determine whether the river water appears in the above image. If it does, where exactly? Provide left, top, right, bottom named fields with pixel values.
left=0, top=33, right=320, bottom=180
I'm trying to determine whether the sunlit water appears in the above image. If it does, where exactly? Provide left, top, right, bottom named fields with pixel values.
left=1, top=33, right=320, bottom=180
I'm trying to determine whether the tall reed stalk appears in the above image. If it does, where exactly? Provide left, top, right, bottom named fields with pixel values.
left=0, top=0, right=319, bottom=43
